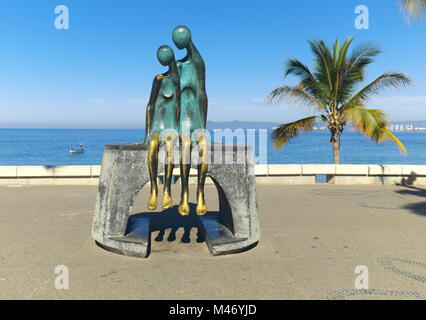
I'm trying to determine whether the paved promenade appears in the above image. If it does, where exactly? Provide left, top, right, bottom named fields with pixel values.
left=1, top=184, right=426, bottom=300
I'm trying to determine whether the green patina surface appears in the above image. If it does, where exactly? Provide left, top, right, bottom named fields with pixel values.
left=145, top=45, right=180, bottom=140
left=172, top=26, right=208, bottom=138
left=145, top=26, right=208, bottom=142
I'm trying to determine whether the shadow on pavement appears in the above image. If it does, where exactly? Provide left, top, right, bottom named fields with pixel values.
left=395, top=182, right=426, bottom=217
left=131, top=204, right=213, bottom=243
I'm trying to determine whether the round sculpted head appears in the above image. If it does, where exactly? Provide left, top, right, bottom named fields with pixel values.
left=157, top=45, right=174, bottom=66
left=172, top=25, right=192, bottom=50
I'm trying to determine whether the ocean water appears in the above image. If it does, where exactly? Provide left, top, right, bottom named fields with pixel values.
left=0, top=129, right=425, bottom=166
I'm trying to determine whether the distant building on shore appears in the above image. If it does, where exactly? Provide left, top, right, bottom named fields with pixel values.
left=390, top=124, right=416, bottom=132
left=310, top=122, right=426, bottom=132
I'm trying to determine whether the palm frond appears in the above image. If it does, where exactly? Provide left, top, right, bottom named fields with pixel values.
left=347, top=44, right=381, bottom=77
left=266, top=85, right=324, bottom=112
left=284, top=58, right=314, bottom=81
left=332, top=38, right=354, bottom=108
left=308, top=40, right=334, bottom=93
left=336, top=44, right=381, bottom=104
left=336, top=38, right=353, bottom=72
left=344, top=107, right=386, bottom=137
left=400, top=0, right=426, bottom=21
left=382, top=128, right=407, bottom=153
left=345, top=72, right=413, bottom=108
left=344, top=107, right=407, bottom=153
left=343, top=44, right=381, bottom=85
left=272, top=116, right=317, bottom=149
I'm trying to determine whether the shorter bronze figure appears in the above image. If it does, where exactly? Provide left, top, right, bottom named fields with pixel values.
left=145, top=45, right=180, bottom=211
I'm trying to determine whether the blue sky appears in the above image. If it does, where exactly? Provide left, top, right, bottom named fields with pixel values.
left=0, top=0, right=425, bottom=128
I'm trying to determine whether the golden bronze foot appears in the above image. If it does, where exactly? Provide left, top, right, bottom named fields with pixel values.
left=178, top=202, right=190, bottom=216
left=147, top=191, right=158, bottom=210
left=196, top=193, right=207, bottom=216
left=162, top=192, right=172, bottom=209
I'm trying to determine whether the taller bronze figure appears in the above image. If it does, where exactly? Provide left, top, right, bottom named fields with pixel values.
left=172, top=26, right=209, bottom=216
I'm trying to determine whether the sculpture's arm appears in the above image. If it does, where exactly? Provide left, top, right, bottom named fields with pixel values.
left=144, top=104, right=152, bottom=143
left=175, top=89, right=181, bottom=126
left=172, top=62, right=182, bottom=127
left=144, top=75, right=163, bottom=143
left=201, top=95, right=208, bottom=128
left=188, top=42, right=208, bottom=128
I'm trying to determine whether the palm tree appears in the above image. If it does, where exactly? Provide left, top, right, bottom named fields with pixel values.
left=399, top=0, right=426, bottom=21
left=267, top=38, right=412, bottom=164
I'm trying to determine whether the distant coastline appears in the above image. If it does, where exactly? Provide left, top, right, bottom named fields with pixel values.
left=0, top=121, right=279, bottom=130
left=1, top=120, right=426, bottom=131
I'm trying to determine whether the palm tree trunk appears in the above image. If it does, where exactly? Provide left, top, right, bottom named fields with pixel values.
left=330, top=129, right=341, bottom=164
left=333, top=139, right=340, bottom=164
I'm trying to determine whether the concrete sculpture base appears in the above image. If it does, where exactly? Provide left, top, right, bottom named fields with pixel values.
left=91, top=143, right=260, bottom=258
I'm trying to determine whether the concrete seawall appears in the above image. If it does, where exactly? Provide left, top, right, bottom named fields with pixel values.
left=1, top=164, right=426, bottom=186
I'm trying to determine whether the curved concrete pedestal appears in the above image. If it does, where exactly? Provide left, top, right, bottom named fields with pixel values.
left=91, top=143, right=260, bottom=258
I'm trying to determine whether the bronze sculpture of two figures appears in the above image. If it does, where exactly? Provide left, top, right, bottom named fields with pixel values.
left=144, top=26, right=209, bottom=217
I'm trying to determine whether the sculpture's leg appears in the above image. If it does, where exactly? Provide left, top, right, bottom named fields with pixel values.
left=196, top=135, right=208, bottom=216
left=178, top=134, right=192, bottom=216
left=147, top=133, right=160, bottom=210
left=162, top=134, right=176, bottom=209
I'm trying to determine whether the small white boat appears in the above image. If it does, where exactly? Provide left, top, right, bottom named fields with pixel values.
left=69, top=144, right=85, bottom=154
